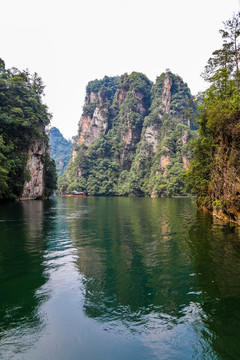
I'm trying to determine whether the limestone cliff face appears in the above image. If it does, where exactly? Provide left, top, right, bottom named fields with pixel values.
left=65, top=71, right=197, bottom=197
left=116, top=85, right=127, bottom=107
left=191, top=108, right=240, bottom=224
left=135, top=72, right=194, bottom=193
left=159, top=74, right=172, bottom=115
left=21, top=140, right=47, bottom=199
left=181, top=130, right=190, bottom=170
left=207, top=124, right=240, bottom=224
left=140, top=73, right=185, bottom=156
left=76, top=90, right=109, bottom=147
left=143, top=126, right=159, bottom=153
left=117, top=77, right=151, bottom=170
left=73, top=73, right=152, bottom=170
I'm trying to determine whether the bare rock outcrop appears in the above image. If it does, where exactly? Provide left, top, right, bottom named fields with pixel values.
left=76, top=91, right=109, bottom=148
left=21, top=140, right=47, bottom=199
left=160, top=74, right=172, bottom=114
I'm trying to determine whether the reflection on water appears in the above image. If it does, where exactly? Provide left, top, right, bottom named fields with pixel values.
left=70, top=199, right=194, bottom=322
left=0, top=200, right=52, bottom=355
left=0, top=197, right=240, bottom=359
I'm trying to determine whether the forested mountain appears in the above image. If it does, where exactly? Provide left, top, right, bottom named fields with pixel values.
left=0, top=58, right=57, bottom=200
left=50, top=127, right=72, bottom=175
left=59, top=72, right=198, bottom=196
left=186, top=12, right=240, bottom=224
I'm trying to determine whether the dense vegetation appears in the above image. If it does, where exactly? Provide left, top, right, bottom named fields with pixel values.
left=59, top=71, right=198, bottom=196
left=50, top=127, right=72, bottom=176
left=125, top=73, right=198, bottom=197
left=0, top=59, right=57, bottom=199
left=186, top=12, right=240, bottom=221
left=82, top=76, right=120, bottom=119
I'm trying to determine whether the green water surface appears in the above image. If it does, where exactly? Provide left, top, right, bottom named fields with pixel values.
left=0, top=197, right=240, bottom=359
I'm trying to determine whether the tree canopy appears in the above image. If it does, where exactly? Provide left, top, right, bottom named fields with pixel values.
left=186, top=12, right=240, bottom=216
left=0, top=59, right=57, bottom=199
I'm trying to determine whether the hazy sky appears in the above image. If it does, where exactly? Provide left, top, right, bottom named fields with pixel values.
left=1, top=0, right=240, bottom=139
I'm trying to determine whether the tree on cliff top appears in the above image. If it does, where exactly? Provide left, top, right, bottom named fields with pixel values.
left=202, top=12, right=240, bottom=98
left=186, top=12, right=240, bottom=210
left=0, top=59, right=56, bottom=199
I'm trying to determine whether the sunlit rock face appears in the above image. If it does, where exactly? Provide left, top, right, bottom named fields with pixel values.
left=76, top=90, right=110, bottom=147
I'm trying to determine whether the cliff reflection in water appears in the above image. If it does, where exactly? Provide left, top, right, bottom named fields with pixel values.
left=1, top=197, right=240, bottom=359
left=0, top=200, right=56, bottom=355
left=68, top=198, right=197, bottom=328
left=67, top=197, right=240, bottom=358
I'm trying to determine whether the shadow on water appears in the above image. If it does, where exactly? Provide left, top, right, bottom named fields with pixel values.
left=187, top=210, right=240, bottom=360
left=0, top=199, right=57, bottom=356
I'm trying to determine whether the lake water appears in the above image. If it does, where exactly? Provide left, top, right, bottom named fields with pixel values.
left=0, top=197, right=240, bottom=359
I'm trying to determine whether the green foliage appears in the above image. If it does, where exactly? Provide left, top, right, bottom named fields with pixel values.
left=0, top=58, right=56, bottom=199
left=149, top=71, right=198, bottom=128
left=118, top=72, right=152, bottom=110
left=186, top=12, right=240, bottom=212
left=86, top=76, right=120, bottom=102
left=64, top=136, right=120, bottom=196
left=50, top=127, right=72, bottom=175
left=62, top=71, right=197, bottom=197
left=43, top=153, right=58, bottom=197
left=0, top=135, right=11, bottom=198
left=83, top=102, right=97, bottom=117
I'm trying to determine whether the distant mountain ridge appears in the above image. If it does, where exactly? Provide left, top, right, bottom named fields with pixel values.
left=50, top=127, right=72, bottom=176
left=59, top=71, right=198, bottom=196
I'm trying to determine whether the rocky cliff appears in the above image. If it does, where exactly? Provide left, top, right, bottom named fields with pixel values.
left=197, top=113, right=240, bottom=224
left=21, top=140, right=47, bottom=199
left=113, top=72, right=152, bottom=170
left=21, top=135, right=57, bottom=200
left=184, top=11, right=240, bottom=224
left=61, top=71, right=197, bottom=196
left=77, top=92, right=109, bottom=147
left=130, top=72, right=197, bottom=197
left=0, top=58, right=57, bottom=200
left=76, top=76, right=119, bottom=147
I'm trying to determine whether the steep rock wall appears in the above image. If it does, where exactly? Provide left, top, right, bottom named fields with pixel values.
left=77, top=92, right=109, bottom=147
left=118, top=81, right=150, bottom=170
left=191, top=108, right=240, bottom=225
left=159, top=74, right=172, bottom=114
left=21, top=140, right=47, bottom=199
left=133, top=72, right=196, bottom=197
left=209, top=127, right=240, bottom=224
left=63, top=71, right=197, bottom=197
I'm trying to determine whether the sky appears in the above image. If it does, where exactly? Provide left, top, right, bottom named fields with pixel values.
left=1, top=0, right=240, bottom=139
